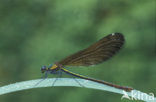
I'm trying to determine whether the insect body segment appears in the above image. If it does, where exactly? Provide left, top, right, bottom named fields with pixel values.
left=50, top=64, right=58, bottom=70
left=41, top=64, right=60, bottom=74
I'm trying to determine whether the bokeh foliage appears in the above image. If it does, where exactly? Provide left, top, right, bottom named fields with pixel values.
left=0, top=0, right=155, bottom=102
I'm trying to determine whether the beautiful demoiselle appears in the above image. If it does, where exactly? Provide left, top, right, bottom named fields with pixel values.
left=41, top=33, right=133, bottom=92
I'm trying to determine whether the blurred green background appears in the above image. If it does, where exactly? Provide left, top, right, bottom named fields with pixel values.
left=0, top=0, right=155, bottom=102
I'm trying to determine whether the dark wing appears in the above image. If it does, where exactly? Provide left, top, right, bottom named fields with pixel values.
left=58, top=33, right=125, bottom=66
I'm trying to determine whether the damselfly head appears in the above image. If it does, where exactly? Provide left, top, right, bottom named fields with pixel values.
left=41, top=65, right=47, bottom=73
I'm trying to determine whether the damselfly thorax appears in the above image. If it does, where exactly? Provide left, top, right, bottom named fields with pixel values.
left=41, top=62, right=63, bottom=74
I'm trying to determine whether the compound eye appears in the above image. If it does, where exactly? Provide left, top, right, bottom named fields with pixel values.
left=41, top=65, right=47, bottom=73
left=41, top=65, right=46, bottom=70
